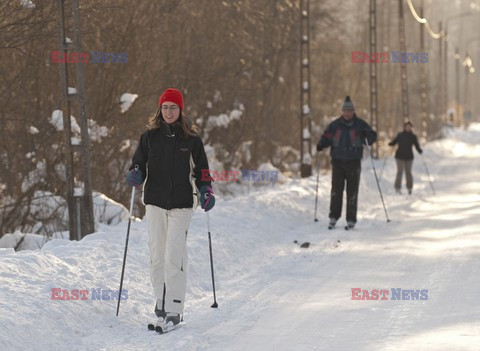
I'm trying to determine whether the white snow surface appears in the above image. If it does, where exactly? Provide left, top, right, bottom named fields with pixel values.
left=1, top=125, right=479, bottom=350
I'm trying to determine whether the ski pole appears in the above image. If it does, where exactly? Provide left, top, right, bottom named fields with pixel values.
left=116, top=177, right=137, bottom=316
left=314, top=154, right=321, bottom=222
left=378, top=157, right=387, bottom=183
left=379, top=148, right=394, bottom=183
left=366, top=143, right=391, bottom=222
left=207, top=212, right=218, bottom=308
left=421, top=154, right=436, bottom=195
left=378, top=154, right=389, bottom=183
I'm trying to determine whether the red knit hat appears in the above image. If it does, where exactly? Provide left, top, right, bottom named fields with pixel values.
left=158, top=88, right=184, bottom=111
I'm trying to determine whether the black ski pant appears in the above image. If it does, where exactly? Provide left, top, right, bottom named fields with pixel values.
left=329, top=159, right=362, bottom=223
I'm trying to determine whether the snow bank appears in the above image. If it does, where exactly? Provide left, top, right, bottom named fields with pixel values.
left=0, top=191, right=129, bottom=250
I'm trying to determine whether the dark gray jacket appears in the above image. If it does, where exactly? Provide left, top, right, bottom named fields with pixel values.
left=317, top=115, right=377, bottom=160
left=388, top=131, right=422, bottom=160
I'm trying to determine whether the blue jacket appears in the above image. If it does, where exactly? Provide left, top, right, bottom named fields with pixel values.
left=317, top=115, right=377, bottom=160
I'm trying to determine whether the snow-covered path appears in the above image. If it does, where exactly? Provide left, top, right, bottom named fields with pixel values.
left=1, top=125, right=479, bottom=350
left=205, top=149, right=480, bottom=351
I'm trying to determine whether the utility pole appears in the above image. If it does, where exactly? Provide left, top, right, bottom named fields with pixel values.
left=438, top=21, right=443, bottom=126
left=444, top=27, right=448, bottom=128
left=455, top=47, right=460, bottom=126
left=300, top=0, right=312, bottom=177
left=462, top=53, right=472, bottom=126
left=57, top=0, right=95, bottom=240
left=398, top=0, right=409, bottom=124
left=369, top=0, right=378, bottom=158
left=419, top=0, right=428, bottom=140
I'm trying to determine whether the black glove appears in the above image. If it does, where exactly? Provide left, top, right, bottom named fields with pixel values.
left=316, top=143, right=323, bottom=152
left=360, top=130, right=368, bottom=139
left=127, top=166, right=143, bottom=186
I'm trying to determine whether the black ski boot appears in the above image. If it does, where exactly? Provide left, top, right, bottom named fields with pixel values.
left=148, top=304, right=166, bottom=330
left=345, top=221, right=355, bottom=230
left=155, top=312, right=181, bottom=334
left=328, top=217, right=337, bottom=229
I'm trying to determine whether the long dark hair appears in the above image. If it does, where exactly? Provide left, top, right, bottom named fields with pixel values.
left=147, top=107, right=199, bottom=137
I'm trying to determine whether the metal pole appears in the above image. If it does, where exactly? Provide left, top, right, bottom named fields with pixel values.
left=207, top=212, right=218, bottom=308
left=399, top=0, right=409, bottom=123
left=366, top=143, right=390, bottom=223
left=300, top=0, right=312, bottom=177
left=463, top=54, right=470, bottom=127
left=56, top=0, right=94, bottom=239
left=419, top=0, right=428, bottom=140
left=369, top=0, right=379, bottom=158
left=57, top=0, right=77, bottom=240
left=76, top=195, right=81, bottom=241
left=116, top=186, right=136, bottom=316
left=313, top=155, right=321, bottom=222
left=439, top=21, right=443, bottom=126
left=421, top=155, right=435, bottom=195
left=444, top=29, right=448, bottom=128
left=455, top=47, right=460, bottom=125
left=71, top=0, right=95, bottom=236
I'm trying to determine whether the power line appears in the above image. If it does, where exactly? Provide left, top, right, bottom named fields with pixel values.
left=406, top=0, right=442, bottom=39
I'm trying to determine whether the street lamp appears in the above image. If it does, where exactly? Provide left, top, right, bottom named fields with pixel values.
left=454, top=47, right=461, bottom=125
left=462, top=37, right=480, bottom=124
left=443, top=13, right=480, bottom=127
left=462, top=53, right=475, bottom=126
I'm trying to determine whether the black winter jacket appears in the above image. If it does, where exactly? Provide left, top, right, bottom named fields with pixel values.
left=317, top=115, right=377, bottom=160
left=130, top=122, right=211, bottom=210
left=388, top=131, right=422, bottom=160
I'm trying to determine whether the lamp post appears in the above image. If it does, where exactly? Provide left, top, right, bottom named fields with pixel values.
left=465, top=38, right=480, bottom=124
left=419, top=0, right=428, bottom=140
left=462, top=53, right=475, bottom=126
left=299, top=0, right=312, bottom=177
left=444, top=13, right=480, bottom=127
left=454, top=47, right=460, bottom=125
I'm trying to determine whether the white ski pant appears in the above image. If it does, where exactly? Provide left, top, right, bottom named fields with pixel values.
left=146, top=205, right=193, bottom=315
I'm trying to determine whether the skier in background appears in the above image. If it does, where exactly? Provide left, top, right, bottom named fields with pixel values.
left=127, top=88, right=215, bottom=331
left=317, top=96, right=377, bottom=230
left=388, top=121, right=423, bottom=195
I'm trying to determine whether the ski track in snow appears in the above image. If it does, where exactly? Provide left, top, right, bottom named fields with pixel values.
left=1, top=125, right=479, bottom=350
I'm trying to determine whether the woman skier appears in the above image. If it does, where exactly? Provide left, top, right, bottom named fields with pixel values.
left=127, top=88, right=215, bottom=332
left=388, top=121, right=423, bottom=194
